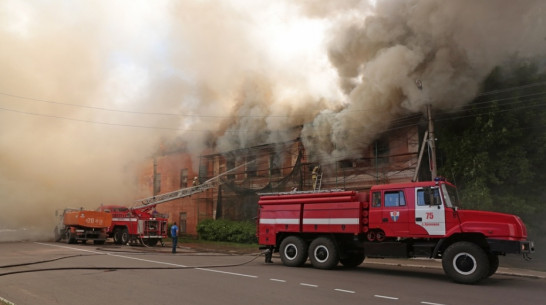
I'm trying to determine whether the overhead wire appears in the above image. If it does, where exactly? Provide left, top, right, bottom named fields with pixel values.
left=1, top=80, right=545, bottom=118
left=0, top=80, right=544, bottom=137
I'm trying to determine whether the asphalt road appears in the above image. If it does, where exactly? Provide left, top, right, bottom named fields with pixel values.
left=0, top=242, right=544, bottom=305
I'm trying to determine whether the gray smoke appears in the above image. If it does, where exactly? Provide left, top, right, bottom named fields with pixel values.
left=300, top=0, right=546, bottom=162
left=0, top=0, right=544, bottom=241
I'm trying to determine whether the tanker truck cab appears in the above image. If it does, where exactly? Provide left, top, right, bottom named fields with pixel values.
left=413, top=181, right=462, bottom=237
left=369, top=179, right=460, bottom=239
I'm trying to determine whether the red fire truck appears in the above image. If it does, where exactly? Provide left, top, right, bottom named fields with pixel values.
left=97, top=204, right=168, bottom=246
left=257, top=178, right=534, bottom=284
left=95, top=166, right=245, bottom=246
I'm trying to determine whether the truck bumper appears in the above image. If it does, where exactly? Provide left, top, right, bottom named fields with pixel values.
left=487, top=238, right=535, bottom=254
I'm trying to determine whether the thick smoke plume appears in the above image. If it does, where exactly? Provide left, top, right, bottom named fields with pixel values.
left=300, top=0, right=546, bottom=161
left=0, top=0, right=544, bottom=241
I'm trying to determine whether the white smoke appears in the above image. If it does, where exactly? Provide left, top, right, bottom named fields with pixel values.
left=301, top=0, right=546, bottom=162
left=0, top=0, right=544, bottom=240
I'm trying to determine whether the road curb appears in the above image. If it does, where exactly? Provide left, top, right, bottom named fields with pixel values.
left=364, top=258, right=546, bottom=280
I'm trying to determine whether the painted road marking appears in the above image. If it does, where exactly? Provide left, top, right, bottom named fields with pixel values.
left=35, top=242, right=189, bottom=267
left=375, top=294, right=399, bottom=300
left=195, top=267, right=257, bottom=278
left=270, top=278, right=286, bottom=282
left=38, top=242, right=260, bottom=277
left=34, top=242, right=448, bottom=305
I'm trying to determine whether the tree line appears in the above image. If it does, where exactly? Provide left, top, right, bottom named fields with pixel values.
left=436, top=61, right=546, bottom=236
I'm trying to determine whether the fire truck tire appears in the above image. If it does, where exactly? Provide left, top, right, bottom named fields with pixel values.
left=279, top=236, right=308, bottom=267
left=309, top=237, right=339, bottom=269
left=340, top=251, right=365, bottom=268
left=121, top=228, right=129, bottom=244
left=486, top=254, right=499, bottom=278
left=442, top=241, right=489, bottom=284
left=66, top=231, right=76, bottom=244
left=113, top=228, right=123, bottom=244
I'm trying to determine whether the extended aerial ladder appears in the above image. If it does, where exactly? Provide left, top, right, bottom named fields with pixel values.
left=133, top=162, right=251, bottom=208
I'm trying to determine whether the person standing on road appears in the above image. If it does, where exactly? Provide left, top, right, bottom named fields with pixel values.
left=171, top=222, right=179, bottom=253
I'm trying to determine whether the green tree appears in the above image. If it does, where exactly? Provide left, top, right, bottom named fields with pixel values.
left=436, top=62, right=546, bottom=220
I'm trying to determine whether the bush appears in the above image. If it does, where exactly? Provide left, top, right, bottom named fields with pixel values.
left=197, top=219, right=257, bottom=244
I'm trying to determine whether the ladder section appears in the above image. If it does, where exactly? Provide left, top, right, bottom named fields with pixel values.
left=134, top=162, right=251, bottom=208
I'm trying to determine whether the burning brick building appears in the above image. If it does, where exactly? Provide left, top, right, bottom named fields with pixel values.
left=137, top=122, right=423, bottom=236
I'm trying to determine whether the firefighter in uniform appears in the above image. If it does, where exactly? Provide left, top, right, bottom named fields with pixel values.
left=311, top=166, right=319, bottom=190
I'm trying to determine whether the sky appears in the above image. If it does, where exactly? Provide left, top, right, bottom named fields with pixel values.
left=0, top=0, right=544, bottom=240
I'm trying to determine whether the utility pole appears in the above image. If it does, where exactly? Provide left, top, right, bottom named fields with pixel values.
left=427, top=104, right=437, bottom=179
left=415, top=80, right=437, bottom=180
left=153, top=157, right=159, bottom=196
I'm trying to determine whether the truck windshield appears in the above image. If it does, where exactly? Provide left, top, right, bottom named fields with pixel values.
left=441, top=184, right=459, bottom=208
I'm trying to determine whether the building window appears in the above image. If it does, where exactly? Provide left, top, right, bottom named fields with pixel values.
left=180, top=168, right=188, bottom=188
left=154, top=173, right=161, bottom=195
left=179, top=212, right=187, bottom=234
left=247, top=156, right=257, bottom=177
left=270, top=153, right=281, bottom=176
left=338, top=159, right=354, bottom=168
left=226, top=159, right=235, bottom=180
left=374, top=137, right=390, bottom=165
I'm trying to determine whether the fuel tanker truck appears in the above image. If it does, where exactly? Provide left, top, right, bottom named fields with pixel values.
left=257, top=178, right=535, bottom=284
left=54, top=208, right=112, bottom=244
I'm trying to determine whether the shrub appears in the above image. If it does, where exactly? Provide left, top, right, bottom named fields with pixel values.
left=197, top=219, right=257, bottom=244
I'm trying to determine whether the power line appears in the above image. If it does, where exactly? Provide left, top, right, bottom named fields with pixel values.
left=2, top=80, right=544, bottom=119
left=1, top=80, right=545, bottom=134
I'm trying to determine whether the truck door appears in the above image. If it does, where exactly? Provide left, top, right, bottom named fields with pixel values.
left=380, top=190, right=409, bottom=237
left=413, top=187, right=446, bottom=236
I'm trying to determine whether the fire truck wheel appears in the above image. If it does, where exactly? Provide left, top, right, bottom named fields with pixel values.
left=340, top=251, right=365, bottom=268
left=113, top=228, right=122, bottom=245
left=486, top=254, right=499, bottom=278
left=66, top=231, right=76, bottom=244
left=375, top=230, right=386, bottom=242
left=121, top=228, right=130, bottom=244
left=442, top=241, right=489, bottom=284
left=279, top=236, right=308, bottom=267
left=309, top=237, right=339, bottom=269
left=366, top=231, right=376, bottom=241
